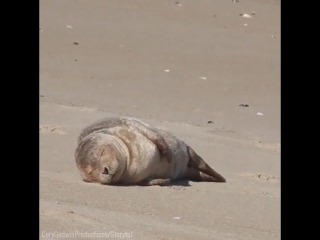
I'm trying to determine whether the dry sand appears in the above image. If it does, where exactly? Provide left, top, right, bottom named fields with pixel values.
left=40, top=0, right=280, bottom=239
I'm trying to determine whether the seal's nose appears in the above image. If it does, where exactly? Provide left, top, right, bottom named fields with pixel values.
left=102, top=167, right=109, bottom=175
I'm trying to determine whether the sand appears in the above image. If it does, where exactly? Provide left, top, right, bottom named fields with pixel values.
left=40, top=0, right=280, bottom=239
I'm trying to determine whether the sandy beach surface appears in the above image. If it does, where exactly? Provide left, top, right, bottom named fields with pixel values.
left=40, top=0, right=280, bottom=239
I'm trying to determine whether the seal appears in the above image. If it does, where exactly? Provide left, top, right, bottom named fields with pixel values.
left=77, top=117, right=172, bottom=163
left=75, top=120, right=226, bottom=186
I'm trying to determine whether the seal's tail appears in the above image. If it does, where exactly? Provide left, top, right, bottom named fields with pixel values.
left=187, top=146, right=226, bottom=182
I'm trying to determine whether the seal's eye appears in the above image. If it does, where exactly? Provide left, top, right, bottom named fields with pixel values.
left=102, top=167, right=109, bottom=175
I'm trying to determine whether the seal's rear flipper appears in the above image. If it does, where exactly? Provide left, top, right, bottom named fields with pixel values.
left=182, top=168, right=223, bottom=182
left=137, top=179, right=171, bottom=186
left=187, top=146, right=226, bottom=182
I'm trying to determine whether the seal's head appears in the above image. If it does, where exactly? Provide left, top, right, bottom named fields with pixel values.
left=75, top=133, right=127, bottom=185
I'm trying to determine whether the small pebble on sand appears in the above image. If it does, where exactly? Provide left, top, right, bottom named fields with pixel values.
left=240, top=13, right=252, bottom=18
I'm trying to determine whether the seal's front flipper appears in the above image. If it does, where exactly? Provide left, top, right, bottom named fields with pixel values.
left=137, top=179, right=171, bottom=186
left=135, top=125, right=172, bottom=164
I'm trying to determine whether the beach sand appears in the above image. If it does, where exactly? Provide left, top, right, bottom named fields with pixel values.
left=40, top=0, right=280, bottom=239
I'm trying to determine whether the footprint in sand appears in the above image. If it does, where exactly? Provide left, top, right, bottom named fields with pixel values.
left=39, top=125, right=66, bottom=134
left=60, top=104, right=98, bottom=112
left=40, top=209, right=96, bottom=225
left=251, top=141, right=280, bottom=153
left=236, top=172, right=279, bottom=183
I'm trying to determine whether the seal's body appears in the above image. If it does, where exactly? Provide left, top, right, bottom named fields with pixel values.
left=75, top=117, right=226, bottom=186
left=77, top=117, right=172, bottom=163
